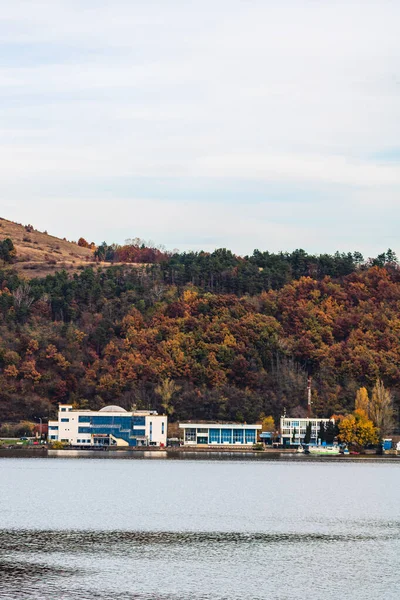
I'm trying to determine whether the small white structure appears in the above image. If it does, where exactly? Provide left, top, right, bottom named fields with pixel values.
left=48, top=404, right=167, bottom=447
left=280, top=416, right=334, bottom=446
left=179, top=423, right=261, bottom=446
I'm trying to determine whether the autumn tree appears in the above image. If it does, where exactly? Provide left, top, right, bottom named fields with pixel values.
left=261, top=415, right=275, bottom=432
left=355, top=387, right=369, bottom=415
left=338, top=410, right=378, bottom=451
left=369, top=379, right=394, bottom=438
left=155, top=378, right=180, bottom=416
left=78, top=237, right=89, bottom=248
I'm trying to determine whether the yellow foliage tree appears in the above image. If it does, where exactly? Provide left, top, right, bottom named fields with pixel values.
left=338, top=409, right=378, bottom=450
left=261, top=416, right=275, bottom=432
left=355, top=387, right=369, bottom=415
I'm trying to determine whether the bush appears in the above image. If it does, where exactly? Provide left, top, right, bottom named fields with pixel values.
left=50, top=441, right=67, bottom=449
left=253, top=443, right=264, bottom=451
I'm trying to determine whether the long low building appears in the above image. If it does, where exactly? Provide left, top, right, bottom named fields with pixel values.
left=48, top=404, right=167, bottom=447
left=179, top=423, right=262, bottom=446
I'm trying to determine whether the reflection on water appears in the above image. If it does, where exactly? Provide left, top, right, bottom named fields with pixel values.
left=1, top=458, right=399, bottom=600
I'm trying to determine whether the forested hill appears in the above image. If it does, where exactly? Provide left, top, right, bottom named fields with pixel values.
left=0, top=252, right=400, bottom=426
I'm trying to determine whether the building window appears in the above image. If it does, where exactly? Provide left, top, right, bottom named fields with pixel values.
left=161, top=422, right=165, bottom=435
left=78, top=416, right=91, bottom=423
left=233, top=429, right=244, bottom=443
left=197, top=428, right=208, bottom=434
left=78, top=427, right=92, bottom=434
left=61, top=408, right=67, bottom=412
left=291, top=421, right=299, bottom=427
left=185, top=428, right=196, bottom=442
left=221, top=429, right=232, bottom=443
left=49, top=426, right=58, bottom=430
left=134, top=429, right=146, bottom=436
left=61, top=418, right=69, bottom=423
left=209, top=429, right=221, bottom=444
left=133, top=416, right=146, bottom=426
left=245, top=430, right=256, bottom=444
left=61, top=439, right=69, bottom=442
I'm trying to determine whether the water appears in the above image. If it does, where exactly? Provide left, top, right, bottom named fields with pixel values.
left=1, top=456, right=399, bottom=599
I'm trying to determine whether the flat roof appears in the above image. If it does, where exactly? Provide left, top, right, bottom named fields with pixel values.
left=179, top=423, right=262, bottom=430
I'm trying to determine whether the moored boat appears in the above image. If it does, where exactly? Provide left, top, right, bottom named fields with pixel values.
left=307, top=444, right=340, bottom=456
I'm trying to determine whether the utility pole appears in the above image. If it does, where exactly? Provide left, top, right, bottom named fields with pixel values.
left=307, top=376, right=312, bottom=417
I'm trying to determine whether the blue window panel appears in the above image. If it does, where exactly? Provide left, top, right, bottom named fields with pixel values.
left=221, top=429, right=232, bottom=443
left=209, top=429, right=221, bottom=443
left=50, top=435, right=57, bottom=440
left=91, top=416, right=132, bottom=428
left=78, top=427, right=92, bottom=434
left=233, top=429, right=244, bottom=443
left=78, top=416, right=91, bottom=423
left=245, top=430, right=256, bottom=444
left=49, top=426, right=58, bottom=430
left=61, top=418, right=69, bottom=423
left=133, top=416, right=146, bottom=426
left=161, top=422, right=165, bottom=435
left=60, top=408, right=67, bottom=412
left=292, top=421, right=299, bottom=427
left=134, top=429, right=146, bottom=436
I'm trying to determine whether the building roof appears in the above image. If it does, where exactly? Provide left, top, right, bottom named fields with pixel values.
left=179, top=423, right=262, bottom=429
left=99, top=405, right=127, bottom=413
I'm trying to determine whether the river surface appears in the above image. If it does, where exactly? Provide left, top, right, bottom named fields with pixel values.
left=1, top=456, right=399, bottom=599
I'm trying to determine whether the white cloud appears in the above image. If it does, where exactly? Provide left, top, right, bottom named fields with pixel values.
left=0, top=0, right=399, bottom=253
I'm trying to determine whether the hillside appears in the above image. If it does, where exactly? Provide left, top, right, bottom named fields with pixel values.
left=0, top=217, right=97, bottom=277
left=0, top=255, right=399, bottom=432
left=0, top=217, right=399, bottom=432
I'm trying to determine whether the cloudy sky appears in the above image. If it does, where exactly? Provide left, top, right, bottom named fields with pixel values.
left=0, top=0, right=399, bottom=256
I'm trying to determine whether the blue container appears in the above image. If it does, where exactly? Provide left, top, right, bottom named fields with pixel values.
left=383, top=439, right=392, bottom=450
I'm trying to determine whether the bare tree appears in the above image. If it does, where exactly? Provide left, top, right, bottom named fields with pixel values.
left=12, top=283, right=35, bottom=310
left=369, top=379, right=394, bottom=438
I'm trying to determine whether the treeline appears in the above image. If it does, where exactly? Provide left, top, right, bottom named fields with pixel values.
left=0, top=256, right=400, bottom=429
left=87, top=239, right=399, bottom=295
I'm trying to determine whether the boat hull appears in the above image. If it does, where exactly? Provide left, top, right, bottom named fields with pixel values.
left=307, top=446, right=340, bottom=456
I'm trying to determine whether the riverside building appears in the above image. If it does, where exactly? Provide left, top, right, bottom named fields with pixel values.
left=48, top=404, right=167, bottom=447
left=280, top=416, right=334, bottom=446
left=179, top=423, right=261, bottom=446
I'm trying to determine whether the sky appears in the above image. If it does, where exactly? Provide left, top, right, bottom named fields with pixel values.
left=0, top=0, right=399, bottom=257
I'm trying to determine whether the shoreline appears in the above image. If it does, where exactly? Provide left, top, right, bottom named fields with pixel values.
left=1, top=446, right=399, bottom=460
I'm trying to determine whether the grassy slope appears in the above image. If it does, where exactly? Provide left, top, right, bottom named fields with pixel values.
left=0, top=217, right=135, bottom=277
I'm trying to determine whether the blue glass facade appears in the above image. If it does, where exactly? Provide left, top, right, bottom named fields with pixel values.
left=182, top=425, right=259, bottom=445
left=77, top=415, right=145, bottom=446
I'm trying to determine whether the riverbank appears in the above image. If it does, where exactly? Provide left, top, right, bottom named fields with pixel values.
left=1, top=447, right=399, bottom=460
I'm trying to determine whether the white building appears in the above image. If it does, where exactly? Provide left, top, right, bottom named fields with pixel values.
left=280, top=416, right=335, bottom=446
left=179, top=423, right=262, bottom=446
left=48, top=404, right=167, bottom=447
